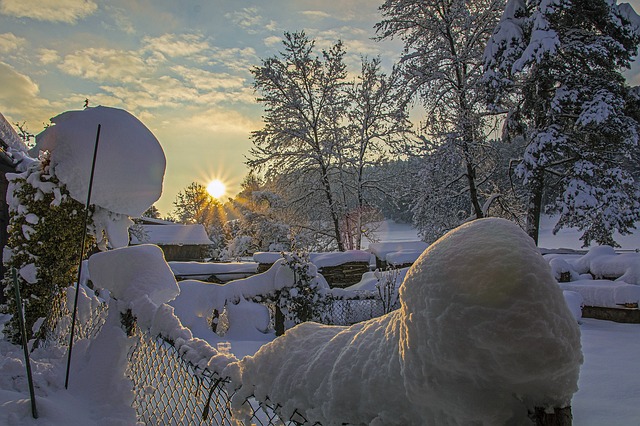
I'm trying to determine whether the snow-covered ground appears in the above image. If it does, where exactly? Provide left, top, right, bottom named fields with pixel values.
left=1, top=219, right=639, bottom=424
left=1, top=316, right=637, bottom=425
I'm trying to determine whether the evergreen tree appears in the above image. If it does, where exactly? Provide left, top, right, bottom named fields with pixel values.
left=484, top=0, right=640, bottom=246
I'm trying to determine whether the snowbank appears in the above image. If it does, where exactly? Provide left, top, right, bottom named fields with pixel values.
left=33, top=106, right=165, bottom=217
left=232, top=218, right=582, bottom=424
left=169, top=261, right=258, bottom=281
left=559, top=280, right=640, bottom=308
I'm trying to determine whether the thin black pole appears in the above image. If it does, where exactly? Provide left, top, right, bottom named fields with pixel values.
left=13, top=268, right=38, bottom=418
left=65, top=124, right=101, bottom=389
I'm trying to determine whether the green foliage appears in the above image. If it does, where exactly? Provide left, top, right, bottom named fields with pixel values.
left=1, top=157, right=94, bottom=344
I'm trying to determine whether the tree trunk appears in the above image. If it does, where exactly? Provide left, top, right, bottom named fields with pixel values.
left=526, top=169, right=545, bottom=246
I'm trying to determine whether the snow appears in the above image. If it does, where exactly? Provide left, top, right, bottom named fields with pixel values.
left=130, top=223, right=212, bottom=246
left=31, top=106, right=165, bottom=218
left=2, top=218, right=640, bottom=424
left=252, top=250, right=371, bottom=268
left=559, top=280, right=640, bottom=308
left=232, top=218, right=582, bottom=424
left=368, top=240, right=428, bottom=261
left=88, top=244, right=179, bottom=306
left=169, top=261, right=258, bottom=281
left=309, top=250, right=371, bottom=268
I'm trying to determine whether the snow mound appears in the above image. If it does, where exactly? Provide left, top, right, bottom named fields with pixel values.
left=33, top=106, right=165, bottom=217
left=88, top=244, right=178, bottom=306
left=232, top=218, right=583, bottom=424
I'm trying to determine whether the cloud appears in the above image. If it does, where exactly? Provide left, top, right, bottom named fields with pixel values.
left=299, top=10, right=331, bottom=20
left=0, top=62, right=53, bottom=124
left=0, top=32, right=26, bottom=53
left=263, top=35, right=282, bottom=48
left=224, top=7, right=262, bottom=34
left=171, top=65, right=246, bottom=90
left=58, top=47, right=151, bottom=83
left=0, top=0, right=98, bottom=24
left=142, top=33, right=212, bottom=58
left=38, top=48, right=60, bottom=65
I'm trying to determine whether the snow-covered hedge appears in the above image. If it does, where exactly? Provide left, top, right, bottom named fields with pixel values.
left=1, top=153, right=95, bottom=343
left=230, top=218, right=583, bottom=424
left=545, top=246, right=640, bottom=307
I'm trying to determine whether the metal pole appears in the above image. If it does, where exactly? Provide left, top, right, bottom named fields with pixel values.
left=13, top=268, right=38, bottom=418
left=65, top=124, right=101, bottom=389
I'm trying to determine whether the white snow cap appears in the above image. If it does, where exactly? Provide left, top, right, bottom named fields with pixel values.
left=33, top=106, right=165, bottom=217
left=234, top=218, right=582, bottom=425
left=88, top=244, right=179, bottom=305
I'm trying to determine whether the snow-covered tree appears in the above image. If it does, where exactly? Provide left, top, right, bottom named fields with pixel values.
left=484, top=0, right=640, bottom=246
left=171, top=182, right=225, bottom=247
left=249, top=31, right=349, bottom=250
left=225, top=173, right=291, bottom=255
left=376, top=0, right=506, bottom=231
left=342, top=57, right=411, bottom=249
left=250, top=32, right=410, bottom=250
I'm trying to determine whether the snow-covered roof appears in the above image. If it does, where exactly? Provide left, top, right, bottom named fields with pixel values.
left=253, top=250, right=372, bottom=268
left=0, top=112, right=28, bottom=153
left=368, top=241, right=428, bottom=261
left=137, top=217, right=176, bottom=225
left=131, top=224, right=212, bottom=245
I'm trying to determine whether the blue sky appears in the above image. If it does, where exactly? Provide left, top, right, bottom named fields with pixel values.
left=1, top=0, right=640, bottom=216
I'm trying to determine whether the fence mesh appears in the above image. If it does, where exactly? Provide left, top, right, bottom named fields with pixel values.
left=41, top=284, right=390, bottom=425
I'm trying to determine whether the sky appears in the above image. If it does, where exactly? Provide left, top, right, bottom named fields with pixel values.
left=0, top=0, right=404, bottom=216
left=1, top=0, right=640, bottom=217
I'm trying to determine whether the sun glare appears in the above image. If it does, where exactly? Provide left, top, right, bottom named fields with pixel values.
left=206, top=179, right=226, bottom=199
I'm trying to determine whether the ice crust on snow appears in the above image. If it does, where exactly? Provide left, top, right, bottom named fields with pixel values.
left=232, top=218, right=583, bottom=425
left=32, top=106, right=165, bottom=217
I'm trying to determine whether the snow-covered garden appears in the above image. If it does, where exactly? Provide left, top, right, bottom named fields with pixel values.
left=3, top=0, right=640, bottom=422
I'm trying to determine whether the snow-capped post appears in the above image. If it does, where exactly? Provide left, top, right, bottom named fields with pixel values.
left=12, top=268, right=38, bottom=419
left=65, top=124, right=101, bottom=390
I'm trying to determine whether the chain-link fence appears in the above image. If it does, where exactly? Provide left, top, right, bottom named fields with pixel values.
left=40, top=284, right=390, bottom=425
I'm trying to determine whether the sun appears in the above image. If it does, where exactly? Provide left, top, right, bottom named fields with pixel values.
left=206, top=179, right=226, bottom=199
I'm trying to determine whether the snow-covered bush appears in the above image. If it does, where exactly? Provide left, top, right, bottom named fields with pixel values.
left=232, top=218, right=582, bottom=424
left=374, top=267, right=401, bottom=313
left=1, top=153, right=95, bottom=344
left=278, top=252, right=330, bottom=328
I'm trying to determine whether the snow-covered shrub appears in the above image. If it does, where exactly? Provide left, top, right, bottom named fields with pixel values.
left=278, top=252, right=330, bottom=328
left=233, top=218, right=582, bottom=424
left=374, top=267, right=401, bottom=313
left=1, top=153, right=95, bottom=344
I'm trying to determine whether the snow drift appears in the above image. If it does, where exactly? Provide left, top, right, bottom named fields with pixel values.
left=232, top=218, right=583, bottom=425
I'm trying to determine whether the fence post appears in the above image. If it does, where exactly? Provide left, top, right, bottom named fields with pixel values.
left=12, top=268, right=38, bottom=419
left=531, top=406, right=572, bottom=425
left=275, top=304, right=285, bottom=336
